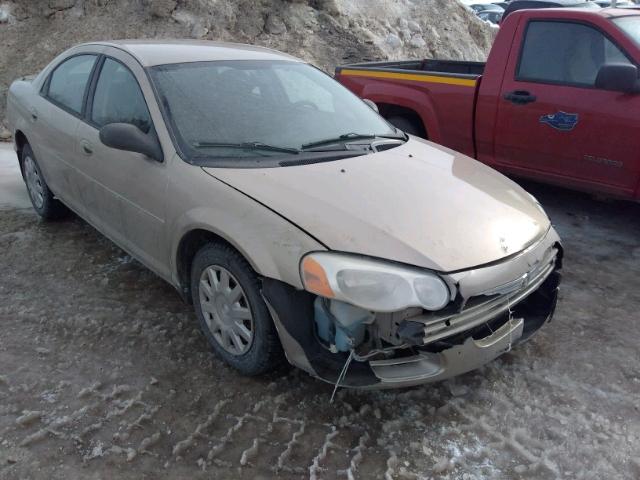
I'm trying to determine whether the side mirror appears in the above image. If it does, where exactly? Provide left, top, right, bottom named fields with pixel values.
left=99, top=123, right=164, bottom=162
left=595, top=63, right=640, bottom=94
left=362, top=98, right=379, bottom=113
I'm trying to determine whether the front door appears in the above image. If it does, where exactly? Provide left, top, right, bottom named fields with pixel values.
left=493, top=19, right=640, bottom=198
left=75, top=55, right=169, bottom=274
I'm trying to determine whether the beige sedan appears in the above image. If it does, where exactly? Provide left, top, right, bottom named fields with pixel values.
left=6, top=40, right=562, bottom=388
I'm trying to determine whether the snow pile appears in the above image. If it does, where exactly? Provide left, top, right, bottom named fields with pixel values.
left=0, top=0, right=493, bottom=137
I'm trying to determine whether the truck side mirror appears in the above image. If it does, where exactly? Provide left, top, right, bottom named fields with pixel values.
left=362, top=98, right=379, bottom=113
left=595, top=63, right=640, bottom=94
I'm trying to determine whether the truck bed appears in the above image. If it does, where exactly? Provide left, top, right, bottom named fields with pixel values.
left=335, top=59, right=483, bottom=157
left=337, top=59, right=485, bottom=77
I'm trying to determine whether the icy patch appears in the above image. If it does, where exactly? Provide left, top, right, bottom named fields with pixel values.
left=15, top=411, right=43, bottom=427
left=87, top=440, right=105, bottom=459
left=0, top=144, right=31, bottom=210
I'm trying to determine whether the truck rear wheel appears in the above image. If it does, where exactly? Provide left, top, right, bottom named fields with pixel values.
left=386, top=116, right=425, bottom=138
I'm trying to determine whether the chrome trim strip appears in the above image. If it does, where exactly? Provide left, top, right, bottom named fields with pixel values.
left=474, top=244, right=557, bottom=297
left=447, top=227, right=560, bottom=301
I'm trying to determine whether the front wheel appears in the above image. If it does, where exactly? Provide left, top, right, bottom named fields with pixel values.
left=21, top=144, right=67, bottom=220
left=191, top=243, right=283, bottom=376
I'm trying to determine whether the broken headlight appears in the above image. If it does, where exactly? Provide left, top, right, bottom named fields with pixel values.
left=300, top=252, right=453, bottom=312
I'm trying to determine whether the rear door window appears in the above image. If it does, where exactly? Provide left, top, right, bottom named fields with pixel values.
left=517, top=21, right=632, bottom=87
left=90, top=58, right=152, bottom=133
left=46, top=54, right=97, bottom=114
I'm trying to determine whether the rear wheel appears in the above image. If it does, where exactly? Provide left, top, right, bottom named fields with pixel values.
left=21, top=144, right=67, bottom=220
left=386, top=115, right=425, bottom=137
left=191, top=243, right=283, bottom=376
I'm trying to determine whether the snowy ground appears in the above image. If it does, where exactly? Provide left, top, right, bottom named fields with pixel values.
left=1, top=142, right=639, bottom=479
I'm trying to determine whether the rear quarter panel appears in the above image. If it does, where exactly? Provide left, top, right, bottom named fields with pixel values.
left=7, top=79, right=47, bottom=170
left=7, top=79, right=33, bottom=146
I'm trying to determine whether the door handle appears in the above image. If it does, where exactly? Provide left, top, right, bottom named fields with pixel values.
left=504, top=90, right=537, bottom=105
left=80, top=140, right=93, bottom=155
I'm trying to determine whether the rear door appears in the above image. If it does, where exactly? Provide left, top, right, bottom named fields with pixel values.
left=37, top=53, right=99, bottom=205
left=493, top=19, right=640, bottom=198
left=75, top=53, right=169, bottom=274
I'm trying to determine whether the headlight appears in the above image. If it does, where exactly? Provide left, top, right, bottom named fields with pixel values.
left=300, top=253, right=452, bottom=312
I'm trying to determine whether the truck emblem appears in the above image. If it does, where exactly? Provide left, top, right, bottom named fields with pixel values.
left=539, top=111, right=579, bottom=131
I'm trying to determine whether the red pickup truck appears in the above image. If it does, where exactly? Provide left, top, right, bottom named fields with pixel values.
left=336, top=7, right=640, bottom=200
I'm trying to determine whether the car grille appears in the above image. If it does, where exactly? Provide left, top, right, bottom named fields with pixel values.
left=417, top=248, right=558, bottom=345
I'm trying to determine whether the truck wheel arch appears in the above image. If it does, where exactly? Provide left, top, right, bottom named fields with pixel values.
left=358, top=85, right=442, bottom=143
left=379, top=106, right=428, bottom=138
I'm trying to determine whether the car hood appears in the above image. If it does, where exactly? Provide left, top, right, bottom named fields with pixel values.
left=202, top=138, right=550, bottom=272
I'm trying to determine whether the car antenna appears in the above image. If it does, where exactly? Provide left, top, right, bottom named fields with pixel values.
left=330, top=349, right=355, bottom=404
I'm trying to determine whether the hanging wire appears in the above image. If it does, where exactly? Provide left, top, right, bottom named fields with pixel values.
left=330, top=349, right=355, bottom=404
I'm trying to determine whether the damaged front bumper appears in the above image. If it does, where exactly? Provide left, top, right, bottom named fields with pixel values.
left=263, top=228, right=562, bottom=389
left=368, top=316, right=525, bottom=387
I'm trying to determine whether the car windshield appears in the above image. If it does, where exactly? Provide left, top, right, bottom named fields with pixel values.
left=613, top=16, right=640, bottom=47
left=149, top=60, right=400, bottom=161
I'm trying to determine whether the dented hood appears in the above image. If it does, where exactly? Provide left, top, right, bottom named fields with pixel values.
left=203, top=138, right=550, bottom=272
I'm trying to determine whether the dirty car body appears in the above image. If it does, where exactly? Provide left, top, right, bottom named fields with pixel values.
left=6, top=41, right=562, bottom=388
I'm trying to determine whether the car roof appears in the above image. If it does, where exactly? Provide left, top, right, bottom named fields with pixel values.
left=78, top=39, right=302, bottom=67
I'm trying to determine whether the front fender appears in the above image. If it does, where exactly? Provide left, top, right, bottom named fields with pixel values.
left=167, top=164, right=327, bottom=290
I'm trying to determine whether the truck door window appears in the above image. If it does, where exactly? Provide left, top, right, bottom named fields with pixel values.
left=517, top=21, right=631, bottom=88
left=90, top=58, right=152, bottom=133
left=46, top=54, right=97, bottom=114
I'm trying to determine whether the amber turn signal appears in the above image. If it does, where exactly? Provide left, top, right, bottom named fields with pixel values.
left=301, top=256, right=335, bottom=298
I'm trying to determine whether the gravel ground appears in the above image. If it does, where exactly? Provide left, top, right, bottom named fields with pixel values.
left=1, top=143, right=639, bottom=479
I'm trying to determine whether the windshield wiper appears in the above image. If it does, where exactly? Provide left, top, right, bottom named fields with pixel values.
left=300, top=132, right=405, bottom=150
left=193, top=141, right=300, bottom=154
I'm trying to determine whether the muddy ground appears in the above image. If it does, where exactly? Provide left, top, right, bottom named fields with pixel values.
left=1, top=143, right=639, bottom=479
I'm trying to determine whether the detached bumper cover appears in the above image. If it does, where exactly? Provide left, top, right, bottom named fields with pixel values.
left=370, top=317, right=524, bottom=386
left=369, top=265, right=560, bottom=388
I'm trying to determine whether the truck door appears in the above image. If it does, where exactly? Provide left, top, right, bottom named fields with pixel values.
left=493, top=19, right=640, bottom=198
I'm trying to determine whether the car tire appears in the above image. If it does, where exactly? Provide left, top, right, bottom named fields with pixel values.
left=191, top=243, right=283, bottom=376
left=20, top=143, right=68, bottom=220
left=386, top=115, right=425, bottom=138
